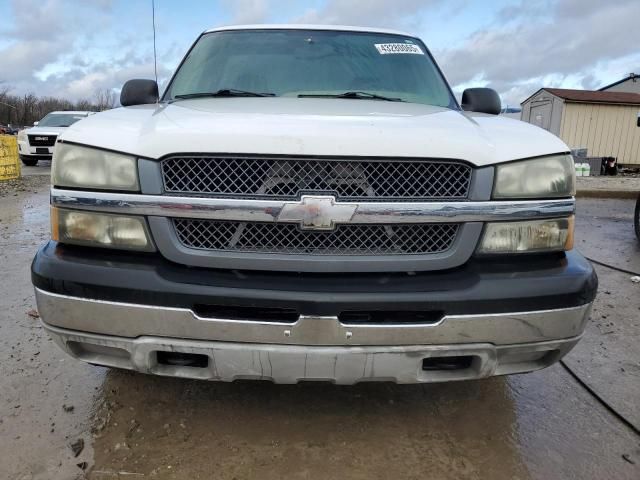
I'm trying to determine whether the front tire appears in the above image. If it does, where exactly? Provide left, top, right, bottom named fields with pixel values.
left=21, top=157, right=38, bottom=167
left=634, top=194, right=640, bottom=241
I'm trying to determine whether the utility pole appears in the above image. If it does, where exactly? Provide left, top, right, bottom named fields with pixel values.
left=0, top=100, right=17, bottom=125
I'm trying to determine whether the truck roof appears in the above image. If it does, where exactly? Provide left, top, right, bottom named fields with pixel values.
left=204, top=24, right=416, bottom=38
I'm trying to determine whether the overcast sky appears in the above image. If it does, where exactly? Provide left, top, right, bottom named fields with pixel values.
left=0, top=0, right=638, bottom=106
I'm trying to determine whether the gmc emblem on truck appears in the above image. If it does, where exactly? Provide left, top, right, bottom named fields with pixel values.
left=277, top=196, right=358, bottom=230
left=35, top=136, right=49, bottom=141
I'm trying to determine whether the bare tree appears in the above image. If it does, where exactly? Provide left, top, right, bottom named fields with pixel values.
left=75, top=99, right=94, bottom=111
left=0, top=88, right=111, bottom=127
left=93, top=89, right=118, bottom=111
left=20, top=94, right=39, bottom=127
left=0, top=87, right=16, bottom=124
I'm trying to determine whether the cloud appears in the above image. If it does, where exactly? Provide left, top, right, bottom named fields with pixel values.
left=1, top=0, right=639, bottom=108
left=0, top=0, right=76, bottom=84
left=438, top=0, right=640, bottom=104
left=220, top=0, right=271, bottom=24
left=0, top=0, right=119, bottom=96
left=294, top=0, right=444, bottom=29
left=0, top=41, right=63, bottom=84
left=43, top=59, right=172, bottom=100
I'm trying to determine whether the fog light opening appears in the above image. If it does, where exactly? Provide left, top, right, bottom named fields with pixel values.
left=67, top=341, right=132, bottom=369
left=422, top=355, right=475, bottom=371
left=156, top=351, right=209, bottom=368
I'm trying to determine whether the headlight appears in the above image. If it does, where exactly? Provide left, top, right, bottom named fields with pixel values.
left=17, top=130, right=27, bottom=141
left=51, top=207, right=153, bottom=251
left=493, top=155, right=575, bottom=199
left=477, top=217, right=574, bottom=254
left=52, top=143, right=139, bottom=190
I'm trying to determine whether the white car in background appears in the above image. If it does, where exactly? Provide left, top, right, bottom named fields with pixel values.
left=17, top=111, right=94, bottom=166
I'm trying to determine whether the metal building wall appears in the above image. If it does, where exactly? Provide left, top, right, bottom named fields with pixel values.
left=602, top=78, right=640, bottom=94
left=520, top=90, right=564, bottom=135
left=559, top=102, right=640, bottom=165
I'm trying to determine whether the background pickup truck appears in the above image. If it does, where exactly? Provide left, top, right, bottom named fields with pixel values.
left=32, top=25, right=597, bottom=384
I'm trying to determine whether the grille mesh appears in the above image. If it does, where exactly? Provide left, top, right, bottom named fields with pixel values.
left=161, top=156, right=471, bottom=201
left=173, top=219, right=459, bottom=256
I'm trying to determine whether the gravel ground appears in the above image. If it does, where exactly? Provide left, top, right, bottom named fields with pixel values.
left=0, top=175, right=50, bottom=198
left=576, top=175, right=640, bottom=196
left=0, top=174, right=639, bottom=480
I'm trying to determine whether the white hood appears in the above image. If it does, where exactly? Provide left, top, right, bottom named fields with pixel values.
left=60, top=98, right=569, bottom=167
left=23, top=125, right=70, bottom=136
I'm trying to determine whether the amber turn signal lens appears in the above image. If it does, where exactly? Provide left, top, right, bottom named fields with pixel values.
left=50, top=206, right=60, bottom=242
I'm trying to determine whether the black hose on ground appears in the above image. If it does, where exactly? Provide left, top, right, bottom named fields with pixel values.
left=559, top=254, right=640, bottom=436
left=559, top=360, right=640, bottom=437
left=584, top=256, right=640, bottom=277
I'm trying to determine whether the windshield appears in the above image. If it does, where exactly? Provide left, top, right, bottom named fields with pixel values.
left=37, top=113, right=86, bottom=128
left=165, top=29, right=456, bottom=107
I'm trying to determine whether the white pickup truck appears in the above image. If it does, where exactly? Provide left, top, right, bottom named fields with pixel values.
left=32, top=25, right=597, bottom=384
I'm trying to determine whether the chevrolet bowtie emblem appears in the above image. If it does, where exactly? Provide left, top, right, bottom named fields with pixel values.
left=277, top=196, right=358, bottom=230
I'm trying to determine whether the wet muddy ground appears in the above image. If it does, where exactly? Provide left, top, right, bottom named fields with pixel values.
left=1, top=170, right=639, bottom=479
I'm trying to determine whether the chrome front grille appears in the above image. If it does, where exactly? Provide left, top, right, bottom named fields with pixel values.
left=161, top=156, right=472, bottom=201
left=173, top=219, right=459, bottom=256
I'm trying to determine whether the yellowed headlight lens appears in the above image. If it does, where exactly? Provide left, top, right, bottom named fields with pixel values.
left=494, top=155, right=575, bottom=199
left=52, top=143, right=139, bottom=190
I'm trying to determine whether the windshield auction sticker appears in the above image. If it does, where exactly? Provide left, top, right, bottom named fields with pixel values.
left=374, top=43, right=424, bottom=55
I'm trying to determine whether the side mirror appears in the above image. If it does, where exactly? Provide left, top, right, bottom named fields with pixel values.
left=33, top=121, right=39, bottom=126
left=461, top=88, right=501, bottom=115
left=120, top=79, right=159, bottom=106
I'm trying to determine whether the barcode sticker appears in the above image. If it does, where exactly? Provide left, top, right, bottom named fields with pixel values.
left=374, top=43, right=424, bottom=55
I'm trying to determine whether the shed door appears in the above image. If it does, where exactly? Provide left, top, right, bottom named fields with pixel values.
left=529, top=102, right=552, bottom=130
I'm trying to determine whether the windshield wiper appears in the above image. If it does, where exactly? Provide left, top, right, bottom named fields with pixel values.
left=173, top=89, right=275, bottom=100
left=298, top=91, right=404, bottom=102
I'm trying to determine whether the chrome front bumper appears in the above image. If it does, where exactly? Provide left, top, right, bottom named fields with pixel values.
left=36, top=288, right=591, bottom=384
